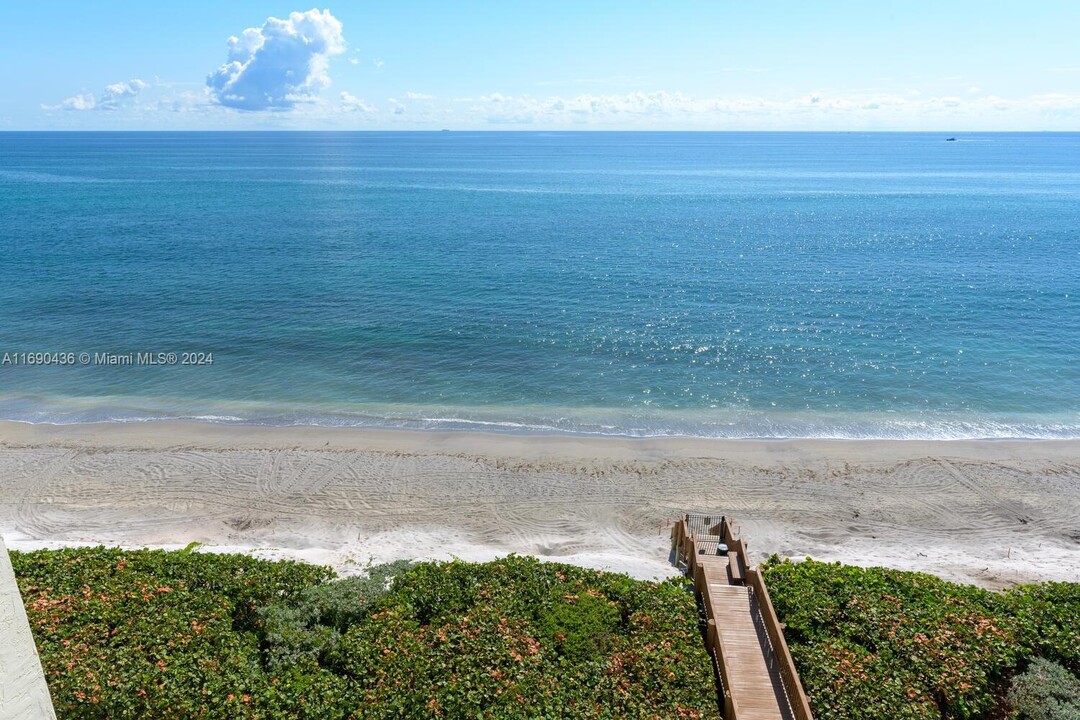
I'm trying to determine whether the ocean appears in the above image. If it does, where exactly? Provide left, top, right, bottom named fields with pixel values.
left=1, top=131, right=1078, bottom=438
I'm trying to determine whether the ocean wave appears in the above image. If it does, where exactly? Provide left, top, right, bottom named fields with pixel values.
left=2, top=399, right=1078, bottom=440
left=0, top=170, right=146, bottom=184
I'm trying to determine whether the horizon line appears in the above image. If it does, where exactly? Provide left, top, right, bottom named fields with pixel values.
left=2, top=128, right=1078, bottom=134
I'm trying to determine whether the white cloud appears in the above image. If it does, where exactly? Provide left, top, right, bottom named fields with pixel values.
left=206, top=9, right=345, bottom=111
left=454, top=90, right=1080, bottom=129
left=340, top=91, right=374, bottom=113
left=1030, top=93, right=1080, bottom=113
left=349, top=57, right=360, bottom=65
left=55, top=93, right=97, bottom=111
left=104, top=79, right=149, bottom=98
left=157, top=91, right=215, bottom=114
left=475, top=91, right=702, bottom=124
left=44, top=78, right=149, bottom=111
left=403, top=91, right=433, bottom=100
left=388, top=98, right=406, bottom=115
left=373, top=57, right=385, bottom=71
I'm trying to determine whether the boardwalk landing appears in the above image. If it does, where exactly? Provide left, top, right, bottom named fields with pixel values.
left=672, top=514, right=813, bottom=720
left=0, top=536, right=56, bottom=720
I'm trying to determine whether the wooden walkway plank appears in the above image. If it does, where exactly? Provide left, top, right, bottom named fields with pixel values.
left=708, top=585, right=788, bottom=719
left=673, top=513, right=811, bottom=720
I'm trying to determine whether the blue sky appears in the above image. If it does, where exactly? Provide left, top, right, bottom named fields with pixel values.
left=4, top=1, right=1079, bottom=130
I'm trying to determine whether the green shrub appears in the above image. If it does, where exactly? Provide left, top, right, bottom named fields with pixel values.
left=1005, top=582, right=1080, bottom=675
left=13, top=549, right=717, bottom=719
left=260, top=560, right=411, bottom=671
left=342, top=555, right=718, bottom=719
left=1008, top=658, right=1080, bottom=720
left=762, top=557, right=1080, bottom=720
left=536, top=586, right=621, bottom=662
left=11, top=546, right=334, bottom=719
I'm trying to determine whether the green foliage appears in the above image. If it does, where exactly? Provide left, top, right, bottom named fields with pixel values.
left=536, top=586, right=621, bottom=662
left=340, top=556, right=717, bottom=719
left=13, top=548, right=717, bottom=719
left=11, top=546, right=335, bottom=719
left=1004, top=582, right=1080, bottom=675
left=762, top=557, right=1080, bottom=720
left=1007, top=658, right=1080, bottom=720
left=177, top=541, right=202, bottom=555
left=260, top=560, right=411, bottom=671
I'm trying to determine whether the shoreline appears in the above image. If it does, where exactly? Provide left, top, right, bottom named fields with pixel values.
left=1, top=420, right=1078, bottom=587
left=2, top=399, right=1078, bottom=442
left=4, top=418, right=1080, bottom=456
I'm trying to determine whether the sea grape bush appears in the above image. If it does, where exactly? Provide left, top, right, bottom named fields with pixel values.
left=12, top=546, right=337, bottom=719
left=344, top=557, right=717, bottom=719
left=761, top=557, right=1080, bottom=720
left=23, top=546, right=1075, bottom=720
left=535, top=585, right=622, bottom=662
left=1003, top=581, right=1080, bottom=675
left=12, top=548, right=718, bottom=719
left=335, top=557, right=718, bottom=718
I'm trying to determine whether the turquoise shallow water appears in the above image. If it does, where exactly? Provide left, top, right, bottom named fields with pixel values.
left=1, top=131, right=1078, bottom=438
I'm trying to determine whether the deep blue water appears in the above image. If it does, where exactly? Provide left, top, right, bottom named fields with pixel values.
left=1, top=131, right=1078, bottom=438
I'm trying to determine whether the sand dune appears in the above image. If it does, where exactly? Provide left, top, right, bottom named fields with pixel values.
left=0, top=421, right=1077, bottom=587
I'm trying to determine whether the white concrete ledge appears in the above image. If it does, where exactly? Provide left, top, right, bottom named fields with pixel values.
left=0, top=536, right=56, bottom=720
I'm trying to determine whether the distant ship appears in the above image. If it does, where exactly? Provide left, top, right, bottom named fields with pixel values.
left=945, top=137, right=957, bottom=141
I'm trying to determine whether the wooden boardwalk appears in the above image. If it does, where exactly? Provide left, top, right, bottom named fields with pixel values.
left=672, top=514, right=813, bottom=720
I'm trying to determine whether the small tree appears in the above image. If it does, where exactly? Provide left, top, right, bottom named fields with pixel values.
left=1008, top=658, right=1080, bottom=720
left=260, top=560, right=412, bottom=671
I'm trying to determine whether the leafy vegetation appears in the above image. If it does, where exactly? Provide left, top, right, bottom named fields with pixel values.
left=535, top=585, right=622, bottom=662
left=1007, top=658, right=1080, bottom=720
left=12, top=548, right=718, bottom=719
left=260, top=560, right=412, bottom=672
left=762, top=557, right=1080, bottom=720
left=24, top=546, right=1075, bottom=719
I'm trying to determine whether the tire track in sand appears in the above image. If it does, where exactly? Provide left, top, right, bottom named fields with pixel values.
left=14, top=450, right=78, bottom=539
left=937, top=458, right=1037, bottom=527
left=231, top=450, right=382, bottom=533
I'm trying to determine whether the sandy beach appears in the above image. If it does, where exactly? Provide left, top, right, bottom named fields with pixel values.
left=0, top=420, right=1077, bottom=587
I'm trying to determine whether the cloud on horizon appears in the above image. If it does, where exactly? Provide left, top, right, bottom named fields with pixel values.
left=206, top=8, right=345, bottom=111
left=340, top=92, right=374, bottom=114
left=44, top=78, right=149, bottom=111
left=458, top=90, right=1080, bottom=128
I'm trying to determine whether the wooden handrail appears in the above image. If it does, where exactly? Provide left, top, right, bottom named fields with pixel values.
left=746, top=568, right=814, bottom=720
left=719, top=517, right=737, bottom=543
